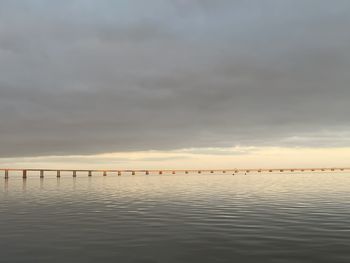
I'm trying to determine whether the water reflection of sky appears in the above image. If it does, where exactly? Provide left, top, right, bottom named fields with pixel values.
left=2, top=173, right=350, bottom=206
left=1, top=174, right=350, bottom=263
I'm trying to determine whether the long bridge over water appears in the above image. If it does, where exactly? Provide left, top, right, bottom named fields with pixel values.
left=1, top=168, right=349, bottom=179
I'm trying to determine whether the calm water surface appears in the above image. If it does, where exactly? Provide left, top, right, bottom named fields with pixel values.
left=1, top=173, right=350, bottom=263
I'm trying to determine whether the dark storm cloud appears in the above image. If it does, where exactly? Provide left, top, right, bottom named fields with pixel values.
left=1, top=0, right=350, bottom=157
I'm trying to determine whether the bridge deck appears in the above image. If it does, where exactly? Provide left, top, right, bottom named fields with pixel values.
left=0, top=167, right=349, bottom=179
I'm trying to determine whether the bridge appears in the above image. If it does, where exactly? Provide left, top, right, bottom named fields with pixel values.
left=0, top=168, right=349, bottom=179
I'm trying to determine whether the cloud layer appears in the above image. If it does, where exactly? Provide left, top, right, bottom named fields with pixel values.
left=1, top=0, right=350, bottom=157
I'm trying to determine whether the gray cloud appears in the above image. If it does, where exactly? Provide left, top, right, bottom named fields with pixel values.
left=1, top=0, right=350, bottom=157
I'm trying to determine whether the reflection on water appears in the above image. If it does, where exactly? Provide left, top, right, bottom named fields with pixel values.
left=1, top=173, right=350, bottom=263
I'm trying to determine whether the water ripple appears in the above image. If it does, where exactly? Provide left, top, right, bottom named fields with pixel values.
left=1, top=173, right=350, bottom=262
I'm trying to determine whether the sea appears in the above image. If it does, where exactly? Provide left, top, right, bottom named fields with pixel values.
left=1, top=172, right=350, bottom=263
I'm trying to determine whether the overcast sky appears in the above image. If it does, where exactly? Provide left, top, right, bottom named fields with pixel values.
left=1, top=0, right=350, bottom=162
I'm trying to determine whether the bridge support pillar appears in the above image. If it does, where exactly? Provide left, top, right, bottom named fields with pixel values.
left=118, top=171, right=121, bottom=176
left=132, top=171, right=135, bottom=175
left=23, top=170, right=27, bottom=179
left=57, top=170, right=61, bottom=178
left=88, top=171, right=92, bottom=177
left=5, top=170, right=9, bottom=179
left=103, top=171, right=107, bottom=176
left=40, top=170, right=44, bottom=178
left=159, top=171, right=162, bottom=175
left=73, top=171, right=76, bottom=177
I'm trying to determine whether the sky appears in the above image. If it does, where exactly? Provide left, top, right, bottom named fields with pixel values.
left=0, top=0, right=350, bottom=169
